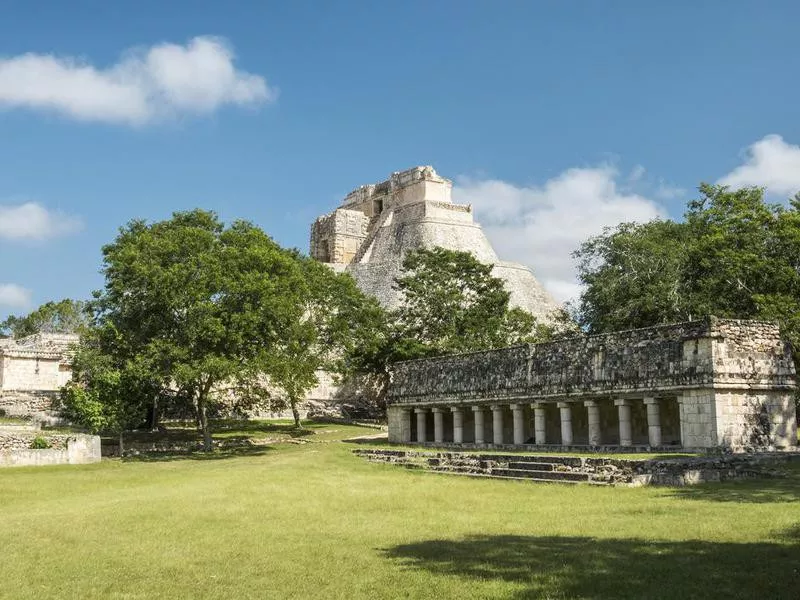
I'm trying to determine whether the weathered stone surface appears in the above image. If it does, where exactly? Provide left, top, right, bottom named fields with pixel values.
left=352, top=448, right=800, bottom=487
left=310, top=166, right=560, bottom=322
left=0, top=432, right=101, bottom=467
left=0, top=333, right=76, bottom=421
left=386, top=318, right=798, bottom=449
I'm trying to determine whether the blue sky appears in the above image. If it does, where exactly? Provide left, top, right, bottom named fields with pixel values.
left=2, top=0, right=800, bottom=318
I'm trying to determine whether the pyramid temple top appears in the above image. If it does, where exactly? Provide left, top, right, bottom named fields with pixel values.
left=340, top=166, right=453, bottom=216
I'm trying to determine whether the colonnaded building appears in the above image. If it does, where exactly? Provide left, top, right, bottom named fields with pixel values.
left=386, top=318, right=798, bottom=451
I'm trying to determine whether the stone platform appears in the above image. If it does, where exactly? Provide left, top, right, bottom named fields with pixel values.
left=352, top=448, right=800, bottom=487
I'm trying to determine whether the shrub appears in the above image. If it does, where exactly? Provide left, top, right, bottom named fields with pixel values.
left=29, top=436, right=51, bottom=449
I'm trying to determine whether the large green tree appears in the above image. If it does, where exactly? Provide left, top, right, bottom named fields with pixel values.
left=264, top=251, right=385, bottom=427
left=574, top=184, right=800, bottom=356
left=82, top=209, right=375, bottom=448
left=1, top=299, right=89, bottom=338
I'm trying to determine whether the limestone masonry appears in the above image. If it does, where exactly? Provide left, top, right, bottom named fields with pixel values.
left=310, top=166, right=560, bottom=322
left=386, top=318, right=798, bottom=450
left=0, top=333, right=77, bottom=422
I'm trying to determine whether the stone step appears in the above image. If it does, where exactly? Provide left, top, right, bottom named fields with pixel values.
left=506, top=461, right=555, bottom=472
left=429, top=465, right=489, bottom=475
left=490, top=468, right=591, bottom=482
left=427, top=468, right=589, bottom=485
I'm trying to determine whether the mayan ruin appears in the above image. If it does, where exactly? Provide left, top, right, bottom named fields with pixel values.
left=310, top=166, right=560, bottom=322
left=386, top=318, right=798, bottom=450
left=0, top=333, right=76, bottom=422
left=3, top=7, right=800, bottom=596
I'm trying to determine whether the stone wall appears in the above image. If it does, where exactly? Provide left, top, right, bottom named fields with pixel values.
left=387, top=318, right=798, bottom=449
left=0, top=391, right=60, bottom=416
left=0, top=433, right=101, bottom=467
left=0, top=333, right=76, bottom=421
left=0, top=351, right=65, bottom=391
left=352, top=448, right=800, bottom=487
left=389, top=318, right=795, bottom=404
left=0, top=432, right=71, bottom=451
left=310, top=209, right=369, bottom=265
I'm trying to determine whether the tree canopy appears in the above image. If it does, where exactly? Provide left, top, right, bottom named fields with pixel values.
left=1, top=299, right=89, bottom=338
left=574, top=184, right=800, bottom=359
left=75, top=209, right=378, bottom=449
left=345, top=247, right=553, bottom=405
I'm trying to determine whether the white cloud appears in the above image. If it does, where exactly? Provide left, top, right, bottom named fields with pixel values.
left=0, top=284, right=31, bottom=308
left=654, top=179, right=686, bottom=200
left=454, top=166, right=666, bottom=304
left=0, top=202, right=82, bottom=241
left=0, top=36, right=273, bottom=125
left=718, top=134, right=800, bottom=196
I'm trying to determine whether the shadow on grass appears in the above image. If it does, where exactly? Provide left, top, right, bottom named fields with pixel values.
left=340, top=436, right=390, bottom=446
left=115, top=422, right=316, bottom=444
left=120, top=444, right=275, bottom=463
left=209, top=420, right=316, bottom=438
left=383, top=532, right=800, bottom=600
left=667, top=462, right=800, bottom=504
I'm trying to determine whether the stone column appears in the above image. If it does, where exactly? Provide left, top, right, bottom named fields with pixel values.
left=615, top=399, right=632, bottom=447
left=532, top=403, right=546, bottom=445
left=433, top=408, right=445, bottom=444
left=400, top=408, right=412, bottom=443
left=644, top=397, right=662, bottom=447
left=557, top=402, right=573, bottom=445
left=511, top=404, right=525, bottom=445
left=451, top=406, right=464, bottom=444
left=472, top=406, right=485, bottom=444
left=491, top=405, right=505, bottom=445
left=585, top=400, right=601, bottom=447
left=415, top=408, right=428, bottom=443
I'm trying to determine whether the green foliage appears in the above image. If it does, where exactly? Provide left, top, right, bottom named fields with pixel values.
left=575, top=220, right=690, bottom=331
left=266, top=253, right=383, bottom=426
left=574, top=184, right=800, bottom=365
left=393, top=247, right=522, bottom=356
left=346, top=248, right=553, bottom=406
left=29, top=436, right=51, bottom=449
left=78, top=209, right=380, bottom=445
left=0, top=299, right=89, bottom=338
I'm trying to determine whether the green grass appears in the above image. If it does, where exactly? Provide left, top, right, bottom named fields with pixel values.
left=1, top=426, right=798, bottom=600
left=104, top=419, right=378, bottom=445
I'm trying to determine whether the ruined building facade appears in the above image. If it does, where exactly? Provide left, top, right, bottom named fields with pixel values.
left=386, top=318, right=798, bottom=450
left=0, top=333, right=77, bottom=422
left=310, top=166, right=559, bottom=322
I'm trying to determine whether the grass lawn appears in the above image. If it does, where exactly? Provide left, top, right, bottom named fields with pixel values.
left=102, top=419, right=382, bottom=446
left=1, top=424, right=798, bottom=600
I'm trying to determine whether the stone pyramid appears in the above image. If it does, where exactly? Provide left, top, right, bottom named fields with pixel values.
left=310, top=166, right=560, bottom=322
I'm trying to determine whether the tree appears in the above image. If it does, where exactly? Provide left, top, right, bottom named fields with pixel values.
left=346, top=248, right=553, bottom=406
left=83, top=209, right=380, bottom=447
left=88, top=210, right=316, bottom=450
left=1, top=299, right=89, bottom=338
left=574, top=220, right=691, bottom=333
left=263, top=252, right=384, bottom=427
left=393, top=247, right=548, bottom=355
left=574, top=184, right=800, bottom=353
left=60, top=336, right=154, bottom=453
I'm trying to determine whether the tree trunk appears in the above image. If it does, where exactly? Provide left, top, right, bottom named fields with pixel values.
left=119, top=430, right=124, bottom=456
left=290, top=396, right=302, bottom=429
left=150, top=395, right=160, bottom=432
left=198, top=399, right=212, bottom=452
